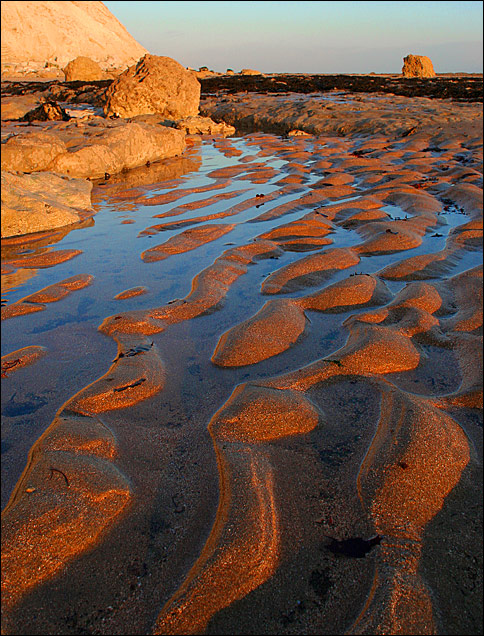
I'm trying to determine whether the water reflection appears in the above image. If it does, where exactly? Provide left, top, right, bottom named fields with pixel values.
left=91, top=143, right=203, bottom=207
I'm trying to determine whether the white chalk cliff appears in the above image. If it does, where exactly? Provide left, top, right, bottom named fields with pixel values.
left=1, top=1, right=148, bottom=74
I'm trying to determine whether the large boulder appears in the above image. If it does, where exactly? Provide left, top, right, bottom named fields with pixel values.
left=1, top=1, right=148, bottom=75
left=402, top=55, right=436, bottom=78
left=64, top=56, right=103, bottom=82
left=103, top=54, right=201, bottom=119
left=1, top=171, right=93, bottom=238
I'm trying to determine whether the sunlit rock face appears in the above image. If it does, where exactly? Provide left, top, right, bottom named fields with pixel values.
left=1, top=122, right=186, bottom=179
left=1, top=171, right=93, bottom=238
left=103, top=54, right=201, bottom=120
left=1, top=1, right=148, bottom=76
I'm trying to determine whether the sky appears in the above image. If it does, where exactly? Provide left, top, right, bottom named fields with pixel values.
left=104, top=1, right=483, bottom=74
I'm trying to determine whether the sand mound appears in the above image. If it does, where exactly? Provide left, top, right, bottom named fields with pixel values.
left=1, top=272, right=91, bottom=320
left=141, top=223, right=236, bottom=262
left=301, top=274, right=392, bottom=312
left=1, top=346, right=47, bottom=378
left=1, top=409, right=131, bottom=611
left=261, top=247, right=360, bottom=294
left=212, top=299, right=307, bottom=367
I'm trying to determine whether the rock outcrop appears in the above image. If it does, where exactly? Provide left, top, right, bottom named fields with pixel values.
left=173, top=116, right=235, bottom=136
left=1, top=171, right=93, bottom=237
left=2, top=131, right=68, bottom=173
left=402, top=54, right=436, bottom=78
left=20, top=102, right=70, bottom=123
left=200, top=90, right=482, bottom=138
left=2, top=122, right=186, bottom=179
left=64, top=56, right=103, bottom=81
left=1, top=95, right=45, bottom=121
left=48, top=123, right=186, bottom=178
left=1, top=1, right=148, bottom=76
left=103, top=54, right=201, bottom=119
left=193, top=69, right=219, bottom=80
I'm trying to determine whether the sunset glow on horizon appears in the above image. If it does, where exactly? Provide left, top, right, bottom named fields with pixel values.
left=104, top=0, right=483, bottom=73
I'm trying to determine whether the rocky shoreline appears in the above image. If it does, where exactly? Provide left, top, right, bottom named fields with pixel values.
left=2, top=72, right=483, bottom=103
left=2, top=75, right=481, bottom=238
left=200, top=73, right=483, bottom=102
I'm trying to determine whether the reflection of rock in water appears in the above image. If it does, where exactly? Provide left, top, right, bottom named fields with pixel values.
left=90, top=148, right=203, bottom=206
left=1, top=267, right=38, bottom=294
left=0, top=218, right=94, bottom=265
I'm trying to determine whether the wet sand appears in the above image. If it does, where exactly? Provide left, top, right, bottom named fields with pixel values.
left=1, top=87, right=482, bottom=635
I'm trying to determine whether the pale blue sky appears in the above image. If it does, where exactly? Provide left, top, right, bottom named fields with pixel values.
left=104, top=1, right=483, bottom=73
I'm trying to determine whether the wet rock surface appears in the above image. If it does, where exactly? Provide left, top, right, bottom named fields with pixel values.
left=172, top=115, right=236, bottom=136
left=200, top=90, right=482, bottom=138
left=1, top=79, right=112, bottom=108
left=19, top=101, right=70, bottom=122
left=2, top=73, right=482, bottom=104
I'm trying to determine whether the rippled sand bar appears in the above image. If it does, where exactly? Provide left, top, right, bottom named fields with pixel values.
left=1, top=91, right=482, bottom=635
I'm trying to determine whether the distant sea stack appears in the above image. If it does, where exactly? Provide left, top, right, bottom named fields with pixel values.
left=1, top=1, right=148, bottom=77
left=402, top=54, right=436, bottom=78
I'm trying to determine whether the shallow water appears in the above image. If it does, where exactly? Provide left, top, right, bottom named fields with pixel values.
left=1, top=129, right=482, bottom=635
left=1, top=131, right=481, bottom=503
